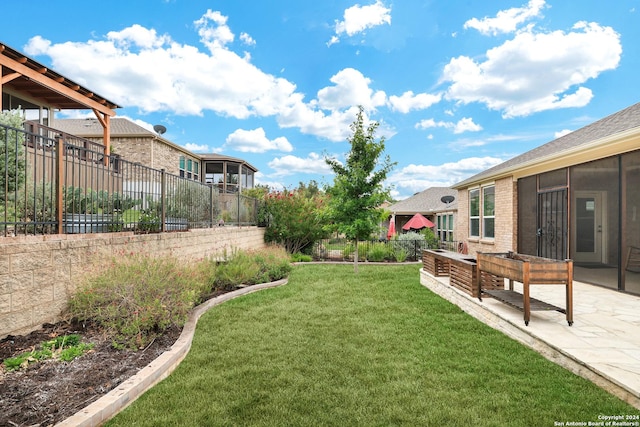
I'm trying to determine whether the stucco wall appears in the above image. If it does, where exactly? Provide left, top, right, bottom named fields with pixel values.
left=456, top=176, right=517, bottom=256
left=0, top=227, right=266, bottom=338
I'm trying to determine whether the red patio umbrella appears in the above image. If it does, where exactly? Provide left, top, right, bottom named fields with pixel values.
left=387, top=214, right=396, bottom=240
left=402, top=213, right=435, bottom=231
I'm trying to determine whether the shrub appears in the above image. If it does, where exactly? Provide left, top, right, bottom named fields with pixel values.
left=252, top=246, right=293, bottom=281
left=393, top=231, right=438, bottom=260
left=213, top=246, right=292, bottom=290
left=68, top=248, right=292, bottom=350
left=213, top=250, right=262, bottom=290
left=263, top=189, right=329, bottom=254
left=69, top=254, right=210, bottom=349
left=394, top=248, right=408, bottom=262
left=420, top=227, right=440, bottom=249
left=137, top=211, right=161, bottom=233
left=291, top=253, right=313, bottom=262
left=367, top=243, right=388, bottom=262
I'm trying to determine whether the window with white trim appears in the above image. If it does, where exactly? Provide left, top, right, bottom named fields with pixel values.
left=483, top=186, right=495, bottom=238
left=469, top=185, right=495, bottom=239
left=436, top=213, right=454, bottom=242
left=179, top=156, right=200, bottom=181
left=469, top=189, right=480, bottom=238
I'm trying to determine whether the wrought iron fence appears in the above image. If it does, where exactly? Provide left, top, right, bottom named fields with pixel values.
left=1, top=122, right=259, bottom=237
left=311, top=238, right=432, bottom=262
left=310, top=238, right=464, bottom=262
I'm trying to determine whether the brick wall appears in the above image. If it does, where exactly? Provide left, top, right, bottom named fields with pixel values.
left=106, top=137, right=200, bottom=177
left=0, top=227, right=266, bottom=338
left=455, top=176, right=517, bottom=256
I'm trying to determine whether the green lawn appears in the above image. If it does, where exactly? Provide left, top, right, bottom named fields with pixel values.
left=107, top=264, right=639, bottom=426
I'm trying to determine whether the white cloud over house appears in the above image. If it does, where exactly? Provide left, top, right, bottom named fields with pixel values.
left=328, top=0, right=392, bottom=46
left=442, top=20, right=621, bottom=118
left=224, top=127, right=293, bottom=153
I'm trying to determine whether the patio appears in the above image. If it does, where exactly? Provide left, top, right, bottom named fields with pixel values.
left=420, top=268, right=640, bottom=410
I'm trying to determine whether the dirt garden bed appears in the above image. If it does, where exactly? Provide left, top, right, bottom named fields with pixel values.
left=0, top=319, right=182, bottom=426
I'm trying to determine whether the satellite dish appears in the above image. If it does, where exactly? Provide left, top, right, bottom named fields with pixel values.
left=441, top=195, right=455, bottom=204
left=153, top=124, right=167, bottom=135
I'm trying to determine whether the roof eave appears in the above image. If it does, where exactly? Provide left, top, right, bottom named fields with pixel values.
left=452, top=126, right=640, bottom=189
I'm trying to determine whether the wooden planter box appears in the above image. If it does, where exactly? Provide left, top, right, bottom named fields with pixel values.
left=422, top=249, right=451, bottom=277
left=423, top=250, right=505, bottom=298
left=450, top=256, right=506, bottom=298
left=477, top=252, right=573, bottom=326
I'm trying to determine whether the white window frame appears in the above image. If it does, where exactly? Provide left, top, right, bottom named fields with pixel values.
left=469, top=184, right=495, bottom=240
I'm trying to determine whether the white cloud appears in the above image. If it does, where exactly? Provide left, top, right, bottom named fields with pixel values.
left=240, top=32, right=255, bottom=46
left=453, top=117, right=483, bottom=134
left=388, top=91, right=441, bottom=113
left=329, top=1, right=391, bottom=46
left=195, top=10, right=235, bottom=50
left=24, top=28, right=300, bottom=119
left=316, top=68, right=386, bottom=112
left=387, top=156, right=504, bottom=197
left=24, top=11, right=391, bottom=145
left=183, top=142, right=210, bottom=152
left=224, top=127, right=293, bottom=153
left=464, top=0, right=546, bottom=36
left=416, top=118, right=450, bottom=130
left=554, top=129, right=573, bottom=139
left=441, top=21, right=621, bottom=117
left=415, top=117, right=482, bottom=134
left=268, top=152, right=333, bottom=176
left=253, top=172, right=287, bottom=191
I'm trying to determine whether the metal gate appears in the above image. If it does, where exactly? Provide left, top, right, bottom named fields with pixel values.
left=537, top=189, right=568, bottom=260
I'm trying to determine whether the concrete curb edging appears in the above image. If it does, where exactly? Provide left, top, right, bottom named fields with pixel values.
left=419, top=269, right=640, bottom=410
left=56, top=278, right=288, bottom=427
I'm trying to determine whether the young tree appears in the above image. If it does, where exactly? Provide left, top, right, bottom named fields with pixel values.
left=324, top=106, right=396, bottom=273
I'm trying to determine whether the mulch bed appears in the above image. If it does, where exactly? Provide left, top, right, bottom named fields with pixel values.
left=0, top=319, right=182, bottom=426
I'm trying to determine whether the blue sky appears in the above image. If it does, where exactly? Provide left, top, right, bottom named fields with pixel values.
left=3, top=0, right=639, bottom=199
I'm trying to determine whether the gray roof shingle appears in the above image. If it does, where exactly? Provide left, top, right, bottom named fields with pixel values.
left=454, top=101, right=640, bottom=188
left=53, top=117, right=154, bottom=136
left=388, top=187, right=457, bottom=215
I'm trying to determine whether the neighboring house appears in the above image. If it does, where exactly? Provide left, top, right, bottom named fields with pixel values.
left=452, top=101, right=640, bottom=295
left=54, top=118, right=258, bottom=193
left=388, top=187, right=457, bottom=241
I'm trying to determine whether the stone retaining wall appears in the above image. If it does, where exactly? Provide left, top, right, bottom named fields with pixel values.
left=0, top=227, right=266, bottom=338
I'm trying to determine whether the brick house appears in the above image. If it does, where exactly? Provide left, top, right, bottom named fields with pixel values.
left=54, top=118, right=258, bottom=193
left=452, top=101, right=640, bottom=295
left=388, top=187, right=457, bottom=242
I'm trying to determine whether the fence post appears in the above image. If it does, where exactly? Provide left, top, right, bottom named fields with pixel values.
left=160, top=168, right=166, bottom=232
left=210, top=184, right=214, bottom=228
left=237, top=192, right=240, bottom=226
left=55, top=136, right=64, bottom=234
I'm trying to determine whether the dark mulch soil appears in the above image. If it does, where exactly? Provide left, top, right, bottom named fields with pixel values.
left=0, top=320, right=182, bottom=427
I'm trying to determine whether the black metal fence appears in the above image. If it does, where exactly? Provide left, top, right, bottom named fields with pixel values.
left=311, top=238, right=446, bottom=262
left=1, top=122, right=259, bottom=237
left=310, top=238, right=465, bottom=262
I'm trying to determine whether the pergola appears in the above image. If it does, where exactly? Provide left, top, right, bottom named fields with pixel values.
left=0, top=41, right=120, bottom=157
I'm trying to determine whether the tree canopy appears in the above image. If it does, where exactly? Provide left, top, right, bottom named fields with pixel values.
left=324, top=106, right=396, bottom=272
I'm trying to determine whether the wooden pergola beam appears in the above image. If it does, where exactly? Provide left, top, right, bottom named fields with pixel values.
left=0, top=54, right=116, bottom=116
